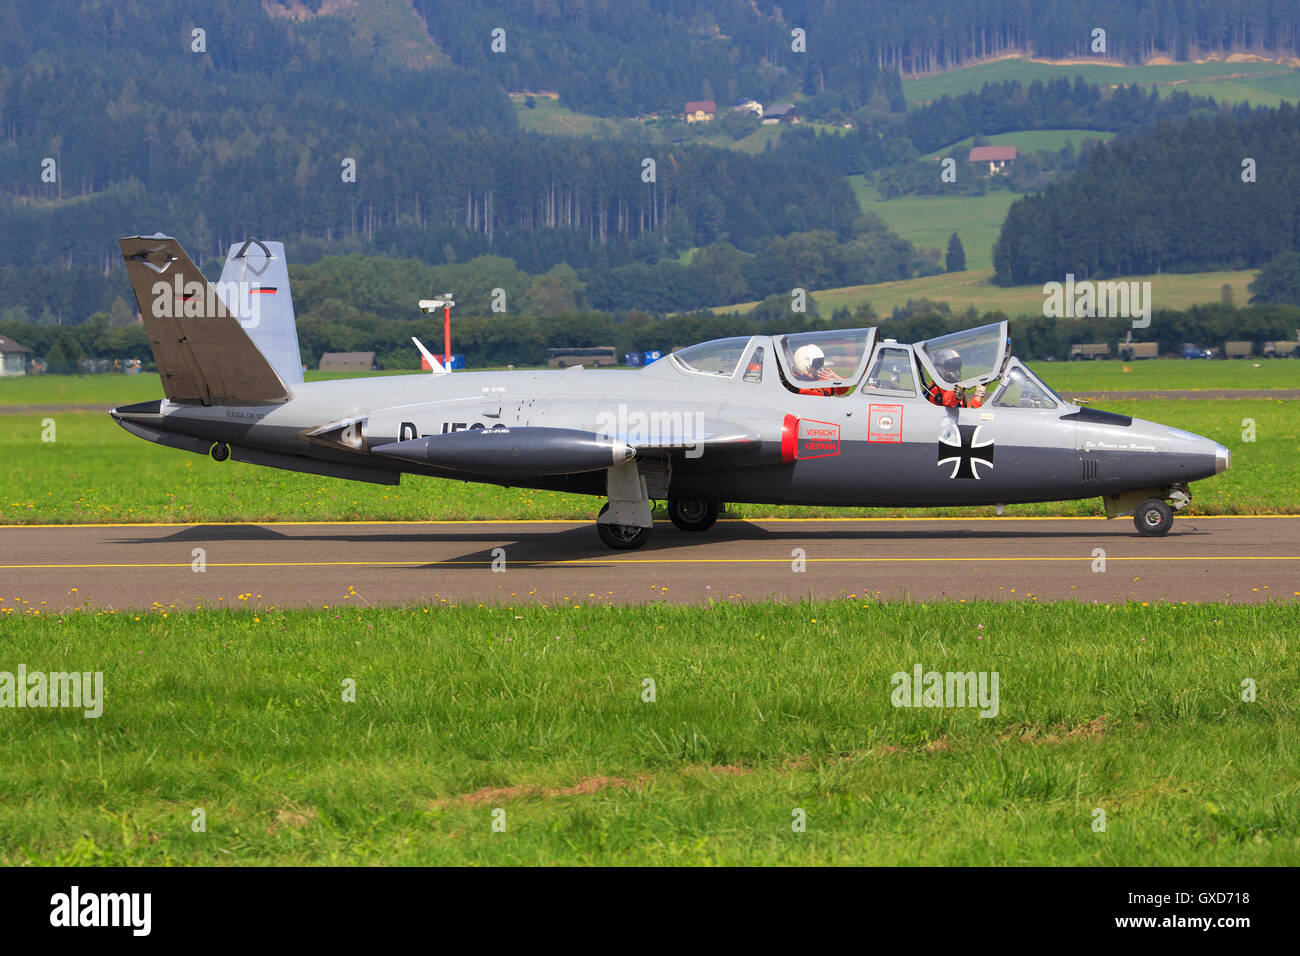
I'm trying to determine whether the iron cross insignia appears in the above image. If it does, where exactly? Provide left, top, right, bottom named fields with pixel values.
left=938, top=423, right=995, bottom=479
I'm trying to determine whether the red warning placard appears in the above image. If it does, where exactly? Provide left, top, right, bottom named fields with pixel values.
left=868, top=404, right=904, bottom=443
left=797, top=419, right=841, bottom=459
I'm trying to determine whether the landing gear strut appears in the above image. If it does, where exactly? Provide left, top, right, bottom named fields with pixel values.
left=668, top=498, right=720, bottom=532
left=596, top=503, right=651, bottom=550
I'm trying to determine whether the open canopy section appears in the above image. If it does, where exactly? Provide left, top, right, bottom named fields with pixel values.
left=774, top=328, right=875, bottom=389
left=915, top=321, right=1010, bottom=390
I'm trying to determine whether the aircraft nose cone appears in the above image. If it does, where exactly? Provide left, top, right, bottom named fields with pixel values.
left=1215, top=443, right=1231, bottom=475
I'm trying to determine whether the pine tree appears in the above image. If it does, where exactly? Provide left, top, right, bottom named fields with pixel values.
left=946, top=232, right=966, bottom=273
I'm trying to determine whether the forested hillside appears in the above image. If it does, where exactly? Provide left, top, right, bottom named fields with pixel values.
left=4, top=0, right=1300, bottom=334
left=0, top=1, right=859, bottom=277
left=414, top=1, right=1300, bottom=111
left=992, top=104, right=1300, bottom=283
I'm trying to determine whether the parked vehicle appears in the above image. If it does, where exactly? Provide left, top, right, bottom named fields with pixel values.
left=1069, top=343, right=1110, bottom=360
left=1118, top=341, right=1159, bottom=360
left=1182, top=344, right=1214, bottom=360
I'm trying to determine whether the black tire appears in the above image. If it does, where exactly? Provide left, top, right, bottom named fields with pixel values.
left=1134, top=498, right=1173, bottom=536
left=668, top=498, right=720, bottom=532
left=210, top=442, right=230, bottom=462
left=596, top=504, right=651, bottom=550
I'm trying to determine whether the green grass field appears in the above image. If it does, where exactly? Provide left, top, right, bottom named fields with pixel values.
left=903, top=56, right=1300, bottom=107
left=1026, top=358, right=1300, bottom=391
left=851, top=179, right=1019, bottom=272
left=1, top=396, right=1293, bottom=522
left=697, top=121, right=847, bottom=154
left=1, top=601, right=1295, bottom=864
left=8, top=355, right=1293, bottom=412
left=728, top=267, right=1258, bottom=319
left=0, top=370, right=405, bottom=407
left=511, top=96, right=645, bottom=138
left=923, top=128, right=1117, bottom=158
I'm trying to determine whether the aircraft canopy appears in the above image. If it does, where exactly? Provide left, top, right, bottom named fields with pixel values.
left=915, top=321, right=1010, bottom=390
left=670, top=336, right=754, bottom=376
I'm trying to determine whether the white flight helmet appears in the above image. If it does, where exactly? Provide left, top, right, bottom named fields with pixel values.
left=793, top=344, right=826, bottom=378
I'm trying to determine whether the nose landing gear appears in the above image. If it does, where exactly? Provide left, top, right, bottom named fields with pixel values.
left=1106, top=484, right=1189, bottom=536
left=1133, top=498, right=1174, bottom=536
left=596, top=503, right=651, bottom=549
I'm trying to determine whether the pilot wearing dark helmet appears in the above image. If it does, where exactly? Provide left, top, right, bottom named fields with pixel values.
left=924, top=347, right=985, bottom=408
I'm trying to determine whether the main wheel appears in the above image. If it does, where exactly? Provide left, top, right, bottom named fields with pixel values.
left=596, top=504, right=651, bottom=550
left=210, top=442, right=230, bottom=462
left=1134, top=498, right=1173, bottom=536
left=668, top=498, right=720, bottom=532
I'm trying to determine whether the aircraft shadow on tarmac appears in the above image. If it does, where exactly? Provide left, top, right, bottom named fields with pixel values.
left=112, top=520, right=1210, bottom=571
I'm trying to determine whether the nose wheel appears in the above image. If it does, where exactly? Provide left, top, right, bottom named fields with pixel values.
left=1134, top=498, right=1174, bottom=536
left=596, top=504, right=652, bottom=550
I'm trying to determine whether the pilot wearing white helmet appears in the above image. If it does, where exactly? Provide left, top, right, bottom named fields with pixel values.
left=791, top=344, right=848, bottom=396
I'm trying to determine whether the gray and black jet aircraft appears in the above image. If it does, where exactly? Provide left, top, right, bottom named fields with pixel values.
left=111, top=235, right=1230, bottom=548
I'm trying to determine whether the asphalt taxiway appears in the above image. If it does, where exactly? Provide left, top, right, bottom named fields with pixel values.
left=1, top=517, right=1296, bottom=610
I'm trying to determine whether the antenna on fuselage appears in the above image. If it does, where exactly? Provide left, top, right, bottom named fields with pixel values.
left=411, top=336, right=446, bottom=374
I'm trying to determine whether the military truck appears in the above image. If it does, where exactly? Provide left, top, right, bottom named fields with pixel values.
left=1263, top=334, right=1300, bottom=358
left=1069, top=343, right=1110, bottom=360
left=1223, top=341, right=1254, bottom=359
left=1118, top=341, right=1159, bottom=360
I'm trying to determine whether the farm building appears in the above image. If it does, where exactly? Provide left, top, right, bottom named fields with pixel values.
left=319, top=351, right=378, bottom=372
left=762, top=103, right=800, bottom=125
left=0, top=335, right=30, bottom=376
left=968, top=145, right=1018, bottom=173
left=683, top=100, right=716, bottom=122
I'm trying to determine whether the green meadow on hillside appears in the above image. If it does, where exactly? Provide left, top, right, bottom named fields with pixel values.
left=850, top=178, right=1018, bottom=272
left=511, top=95, right=646, bottom=138
left=924, top=128, right=1117, bottom=158
left=721, top=266, right=1257, bottom=319
left=903, top=57, right=1300, bottom=106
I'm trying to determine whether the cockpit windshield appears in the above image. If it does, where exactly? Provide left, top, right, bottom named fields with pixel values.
left=992, top=362, right=1061, bottom=409
left=774, top=328, right=874, bottom=388
left=670, top=336, right=753, bottom=377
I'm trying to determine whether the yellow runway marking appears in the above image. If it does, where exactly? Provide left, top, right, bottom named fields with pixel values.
left=3, top=555, right=1299, bottom=570
left=2, top=515, right=1297, bottom=530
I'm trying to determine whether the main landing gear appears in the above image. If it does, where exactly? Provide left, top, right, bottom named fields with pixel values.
left=667, top=498, right=720, bottom=532
left=594, top=458, right=724, bottom=549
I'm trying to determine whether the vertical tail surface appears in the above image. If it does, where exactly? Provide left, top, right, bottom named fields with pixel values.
left=217, top=239, right=305, bottom=386
left=118, top=234, right=292, bottom=406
